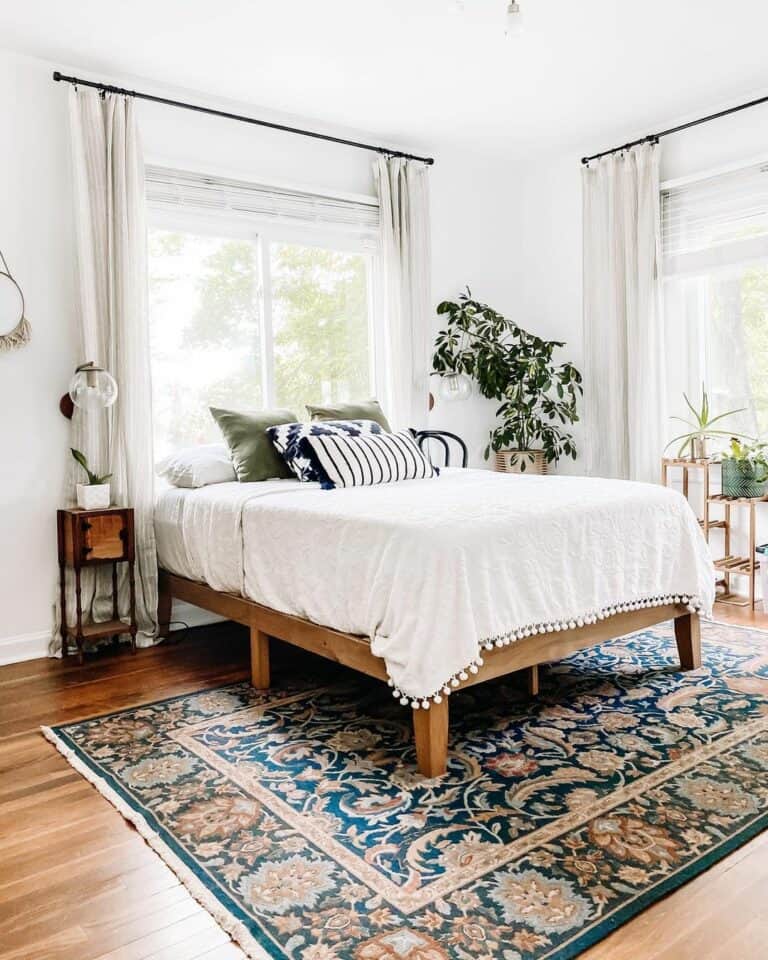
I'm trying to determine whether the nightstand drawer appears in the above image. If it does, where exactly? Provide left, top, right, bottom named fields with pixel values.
left=83, top=513, right=126, bottom=560
left=59, top=508, right=134, bottom=566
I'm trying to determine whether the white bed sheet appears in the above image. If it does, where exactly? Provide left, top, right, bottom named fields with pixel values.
left=155, top=469, right=715, bottom=705
left=155, top=478, right=314, bottom=594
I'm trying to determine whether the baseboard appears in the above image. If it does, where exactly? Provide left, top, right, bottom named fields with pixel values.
left=0, top=601, right=223, bottom=666
left=0, top=629, right=51, bottom=665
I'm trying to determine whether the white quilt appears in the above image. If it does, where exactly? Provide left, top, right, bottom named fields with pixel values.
left=156, top=469, right=715, bottom=705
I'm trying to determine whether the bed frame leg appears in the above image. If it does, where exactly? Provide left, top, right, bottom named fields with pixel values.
left=524, top=664, right=540, bottom=696
left=413, top=698, right=449, bottom=778
left=674, top=612, right=701, bottom=670
left=157, top=570, right=172, bottom=641
left=250, top=625, right=271, bottom=689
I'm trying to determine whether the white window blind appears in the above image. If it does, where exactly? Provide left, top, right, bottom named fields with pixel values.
left=662, top=161, right=768, bottom=276
left=145, top=165, right=380, bottom=245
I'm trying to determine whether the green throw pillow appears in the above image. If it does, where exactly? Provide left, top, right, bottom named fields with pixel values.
left=306, top=399, right=392, bottom=432
left=210, top=407, right=297, bottom=482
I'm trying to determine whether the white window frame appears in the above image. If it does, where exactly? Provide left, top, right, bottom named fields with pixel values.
left=147, top=205, right=382, bottom=410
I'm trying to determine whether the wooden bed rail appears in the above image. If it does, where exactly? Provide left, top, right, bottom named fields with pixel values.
left=158, top=570, right=701, bottom=778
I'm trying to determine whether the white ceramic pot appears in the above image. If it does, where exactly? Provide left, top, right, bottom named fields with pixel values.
left=76, top=483, right=111, bottom=510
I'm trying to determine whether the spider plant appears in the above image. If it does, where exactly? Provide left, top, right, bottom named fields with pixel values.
left=664, top=385, right=749, bottom=459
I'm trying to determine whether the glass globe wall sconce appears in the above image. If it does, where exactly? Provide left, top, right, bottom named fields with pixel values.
left=59, top=362, right=118, bottom=419
left=439, top=372, right=473, bottom=402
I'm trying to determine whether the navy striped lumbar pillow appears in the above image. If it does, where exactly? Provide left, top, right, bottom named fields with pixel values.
left=267, top=419, right=383, bottom=483
left=305, top=429, right=439, bottom=489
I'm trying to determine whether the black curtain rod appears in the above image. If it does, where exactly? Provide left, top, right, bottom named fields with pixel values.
left=581, top=91, right=768, bottom=165
left=52, top=71, right=434, bottom=166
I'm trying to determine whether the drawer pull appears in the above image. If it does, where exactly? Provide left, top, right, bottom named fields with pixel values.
left=81, top=546, right=93, bottom=556
left=81, top=521, right=92, bottom=532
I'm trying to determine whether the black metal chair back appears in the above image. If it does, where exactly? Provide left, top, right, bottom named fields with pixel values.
left=413, top=430, right=468, bottom=468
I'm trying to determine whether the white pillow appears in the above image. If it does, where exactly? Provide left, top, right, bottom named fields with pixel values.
left=156, top=443, right=236, bottom=488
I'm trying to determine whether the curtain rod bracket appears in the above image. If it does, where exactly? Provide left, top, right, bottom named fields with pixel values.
left=52, top=70, right=435, bottom=166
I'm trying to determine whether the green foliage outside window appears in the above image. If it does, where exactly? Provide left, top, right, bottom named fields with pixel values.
left=271, top=243, right=370, bottom=413
left=149, top=230, right=371, bottom=456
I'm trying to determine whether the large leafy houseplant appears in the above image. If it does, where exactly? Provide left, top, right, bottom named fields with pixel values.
left=432, top=290, right=582, bottom=469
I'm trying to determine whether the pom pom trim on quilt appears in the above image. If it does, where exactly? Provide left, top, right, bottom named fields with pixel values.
left=386, top=593, right=705, bottom=710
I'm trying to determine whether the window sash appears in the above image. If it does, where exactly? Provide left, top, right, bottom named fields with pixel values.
left=663, top=234, right=768, bottom=279
left=147, top=167, right=383, bottom=442
left=146, top=165, right=380, bottom=252
left=147, top=210, right=380, bottom=418
left=662, top=160, right=768, bottom=277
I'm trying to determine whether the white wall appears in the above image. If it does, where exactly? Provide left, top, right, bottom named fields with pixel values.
left=428, top=150, right=517, bottom=465
left=0, top=52, right=78, bottom=663
left=0, top=50, right=518, bottom=660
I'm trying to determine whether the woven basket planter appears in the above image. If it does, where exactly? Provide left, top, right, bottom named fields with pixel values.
left=495, top=449, right=548, bottom=475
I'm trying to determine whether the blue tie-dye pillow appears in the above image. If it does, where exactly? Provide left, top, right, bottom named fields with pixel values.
left=267, top=419, right=384, bottom=483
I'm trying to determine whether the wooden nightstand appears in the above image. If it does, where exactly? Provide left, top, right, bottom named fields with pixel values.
left=57, top=507, right=137, bottom=663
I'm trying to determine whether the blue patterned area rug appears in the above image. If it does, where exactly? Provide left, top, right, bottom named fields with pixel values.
left=44, top=622, right=768, bottom=960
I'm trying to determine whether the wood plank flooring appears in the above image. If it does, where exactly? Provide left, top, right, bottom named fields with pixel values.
left=1, top=609, right=766, bottom=960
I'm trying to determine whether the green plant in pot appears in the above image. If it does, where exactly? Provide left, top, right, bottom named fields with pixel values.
left=71, top=448, right=112, bottom=510
left=717, top=438, right=768, bottom=499
left=664, top=384, right=748, bottom=459
left=432, top=289, right=582, bottom=472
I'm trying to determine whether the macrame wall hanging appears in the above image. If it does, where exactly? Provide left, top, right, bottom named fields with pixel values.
left=0, top=248, right=30, bottom=351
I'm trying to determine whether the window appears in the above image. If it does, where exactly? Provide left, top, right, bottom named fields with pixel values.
left=147, top=168, right=379, bottom=457
left=270, top=242, right=372, bottom=414
left=662, top=161, right=768, bottom=444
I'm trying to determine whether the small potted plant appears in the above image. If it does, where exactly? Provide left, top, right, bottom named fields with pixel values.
left=71, top=448, right=112, bottom=509
left=717, top=438, right=768, bottom=499
left=665, top=385, right=748, bottom=460
left=432, top=289, right=582, bottom=472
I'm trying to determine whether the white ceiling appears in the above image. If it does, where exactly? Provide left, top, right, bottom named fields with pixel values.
left=2, top=0, right=768, bottom=155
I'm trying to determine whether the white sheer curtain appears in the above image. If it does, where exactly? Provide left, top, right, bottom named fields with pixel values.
left=664, top=269, right=760, bottom=447
left=54, top=87, right=157, bottom=653
left=582, top=141, right=665, bottom=482
left=374, top=156, right=432, bottom=431
left=661, top=160, right=768, bottom=446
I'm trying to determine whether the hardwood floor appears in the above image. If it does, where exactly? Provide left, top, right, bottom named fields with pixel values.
left=0, top=609, right=766, bottom=960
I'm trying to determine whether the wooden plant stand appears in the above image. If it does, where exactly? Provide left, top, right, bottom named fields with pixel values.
left=661, top=458, right=766, bottom=610
left=707, top=494, right=765, bottom=609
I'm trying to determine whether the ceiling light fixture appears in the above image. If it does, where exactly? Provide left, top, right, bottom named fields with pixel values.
left=505, top=1, right=524, bottom=36
left=455, top=1, right=525, bottom=37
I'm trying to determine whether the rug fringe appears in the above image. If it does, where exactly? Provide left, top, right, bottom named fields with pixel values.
left=41, top=725, right=274, bottom=960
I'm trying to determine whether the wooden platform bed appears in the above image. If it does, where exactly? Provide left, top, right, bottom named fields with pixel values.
left=158, top=569, right=701, bottom=778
